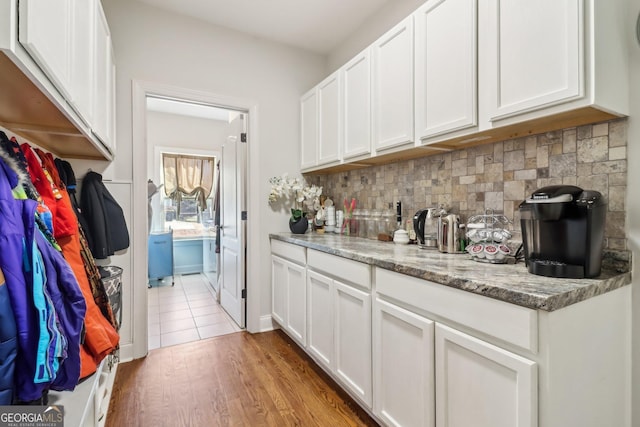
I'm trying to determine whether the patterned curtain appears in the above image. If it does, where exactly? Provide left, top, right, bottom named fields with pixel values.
left=162, top=153, right=215, bottom=213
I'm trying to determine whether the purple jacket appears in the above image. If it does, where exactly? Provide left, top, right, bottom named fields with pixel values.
left=0, top=157, right=86, bottom=401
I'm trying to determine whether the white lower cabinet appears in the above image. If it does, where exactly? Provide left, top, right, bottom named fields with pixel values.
left=334, top=280, right=371, bottom=406
left=373, top=298, right=435, bottom=427
left=271, top=243, right=630, bottom=427
left=271, top=254, right=306, bottom=346
left=306, top=270, right=373, bottom=407
left=307, top=270, right=334, bottom=369
left=435, top=323, right=537, bottom=427
left=306, top=249, right=373, bottom=408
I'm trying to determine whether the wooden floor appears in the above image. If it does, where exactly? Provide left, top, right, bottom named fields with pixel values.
left=106, top=330, right=379, bottom=427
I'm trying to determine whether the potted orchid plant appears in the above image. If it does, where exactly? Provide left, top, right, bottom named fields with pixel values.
left=268, top=174, right=323, bottom=233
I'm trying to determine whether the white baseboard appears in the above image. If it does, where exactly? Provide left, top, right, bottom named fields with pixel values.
left=259, top=315, right=278, bottom=332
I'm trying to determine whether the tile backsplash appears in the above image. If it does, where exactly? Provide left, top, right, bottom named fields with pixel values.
left=306, top=118, right=628, bottom=250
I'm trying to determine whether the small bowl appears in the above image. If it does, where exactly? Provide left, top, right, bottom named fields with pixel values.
left=393, top=229, right=410, bottom=244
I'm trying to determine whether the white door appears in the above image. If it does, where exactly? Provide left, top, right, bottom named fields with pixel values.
left=271, top=255, right=287, bottom=327
left=334, top=280, right=372, bottom=407
left=300, top=88, right=318, bottom=170
left=307, top=270, right=334, bottom=369
left=373, top=298, right=435, bottom=427
left=317, top=71, right=342, bottom=166
left=343, top=48, right=372, bottom=160
left=371, top=15, right=414, bottom=152
left=285, top=262, right=307, bottom=346
left=435, top=323, right=537, bottom=427
left=220, top=114, right=247, bottom=328
left=483, top=0, right=583, bottom=121
left=415, top=0, right=477, bottom=141
left=19, top=0, right=73, bottom=99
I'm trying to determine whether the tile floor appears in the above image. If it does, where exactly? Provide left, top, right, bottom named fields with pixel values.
left=147, top=273, right=242, bottom=350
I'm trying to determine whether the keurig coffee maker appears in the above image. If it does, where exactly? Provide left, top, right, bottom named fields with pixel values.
left=519, top=185, right=606, bottom=279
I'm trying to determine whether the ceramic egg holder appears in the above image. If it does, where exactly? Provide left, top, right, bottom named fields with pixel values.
left=465, top=210, right=513, bottom=264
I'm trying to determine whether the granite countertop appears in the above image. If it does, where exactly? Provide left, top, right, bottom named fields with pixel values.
left=270, top=232, right=632, bottom=312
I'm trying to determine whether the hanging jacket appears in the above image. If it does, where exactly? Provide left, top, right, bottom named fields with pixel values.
left=33, top=229, right=86, bottom=391
left=53, top=158, right=117, bottom=329
left=0, top=134, right=54, bottom=237
left=23, top=148, right=119, bottom=378
left=0, top=156, right=55, bottom=401
left=21, top=144, right=76, bottom=240
left=80, top=171, right=130, bottom=259
left=54, top=158, right=91, bottom=248
left=0, top=267, right=17, bottom=405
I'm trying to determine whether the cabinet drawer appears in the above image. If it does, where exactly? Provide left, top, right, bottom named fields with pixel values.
left=308, top=249, right=371, bottom=290
left=375, top=268, right=537, bottom=352
left=271, top=240, right=306, bottom=265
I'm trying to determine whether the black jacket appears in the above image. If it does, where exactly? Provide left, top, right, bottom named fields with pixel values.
left=80, top=171, right=129, bottom=259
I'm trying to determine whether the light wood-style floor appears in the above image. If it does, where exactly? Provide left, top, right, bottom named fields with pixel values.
left=106, top=330, right=379, bottom=427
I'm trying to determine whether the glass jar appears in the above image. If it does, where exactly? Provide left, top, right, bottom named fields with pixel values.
left=382, top=210, right=396, bottom=236
left=360, top=209, right=370, bottom=238
left=369, top=210, right=382, bottom=239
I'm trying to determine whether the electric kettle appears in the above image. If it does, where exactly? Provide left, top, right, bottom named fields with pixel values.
left=413, top=208, right=439, bottom=248
left=437, top=214, right=466, bottom=253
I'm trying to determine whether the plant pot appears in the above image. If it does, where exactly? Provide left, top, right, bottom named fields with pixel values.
left=289, top=217, right=308, bottom=234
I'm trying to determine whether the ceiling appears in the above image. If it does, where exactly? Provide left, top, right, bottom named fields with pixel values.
left=136, top=0, right=391, bottom=54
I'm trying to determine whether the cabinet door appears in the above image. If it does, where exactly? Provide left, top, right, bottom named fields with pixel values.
left=93, top=4, right=115, bottom=148
left=286, top=262, right=306, bottom=346
left=372, top=16, right=414, bottom=151
left=435, top=324, right=537, bottom=427
left=334, top=281, right=372, bottom=407
left=373, top=298, right=435, bottom=427
left=69, top=0, right=96, bottom=127
left=415, top=0, right=477, bottom=141
left=343, top=49, right=372, bottom=160
left=19, top=0, right=73, bottom=99
left=484, top=0, right=583, bottom=121
left=300, top=88, right=318, bottom=170
left=271, top=255, right=287, bottom=326
left=307, top=270, right=334, bottom=369
left=318, top=71, right=342, bottom=166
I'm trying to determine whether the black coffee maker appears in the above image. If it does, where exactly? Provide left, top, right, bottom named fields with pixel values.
left=518, top=185, right=606, bottom=279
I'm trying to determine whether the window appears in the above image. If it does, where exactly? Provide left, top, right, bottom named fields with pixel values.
left=161, top=153, right=217, bottom=232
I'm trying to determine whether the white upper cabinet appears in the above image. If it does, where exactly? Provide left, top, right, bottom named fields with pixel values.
left=93, top=4, right=116, bottom=150
left=19, top=0, right=73, bottom=100
left=299, top=0, right=628, bottom=173
left=415, top=0, right=477, bottom=142
left=7, top=0, right=116, bottom=159
left=70, top=0, right=96, bottom=127
left=482, top=0, right=583, bottom=122
left=317, top=71, right=342, bottom=166
left=372, top=15, right=414, bottom=152
left=343, top=48, right=372, bottom=160
left=300, top=88, right=318, bottom=171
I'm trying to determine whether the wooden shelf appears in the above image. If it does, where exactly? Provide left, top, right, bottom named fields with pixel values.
left=0, top=52, right=110, bottom=160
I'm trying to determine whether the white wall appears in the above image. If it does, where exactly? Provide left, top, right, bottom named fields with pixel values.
left=626, top=1, right=640, bottom=424
left=99, top=0, right=326, bottom=348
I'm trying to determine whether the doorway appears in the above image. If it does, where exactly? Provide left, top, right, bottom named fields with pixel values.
left=146, top=95, right=248, bottom=350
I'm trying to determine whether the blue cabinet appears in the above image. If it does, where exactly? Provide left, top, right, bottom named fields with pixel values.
left=173, top=239, right=204, bottom=275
